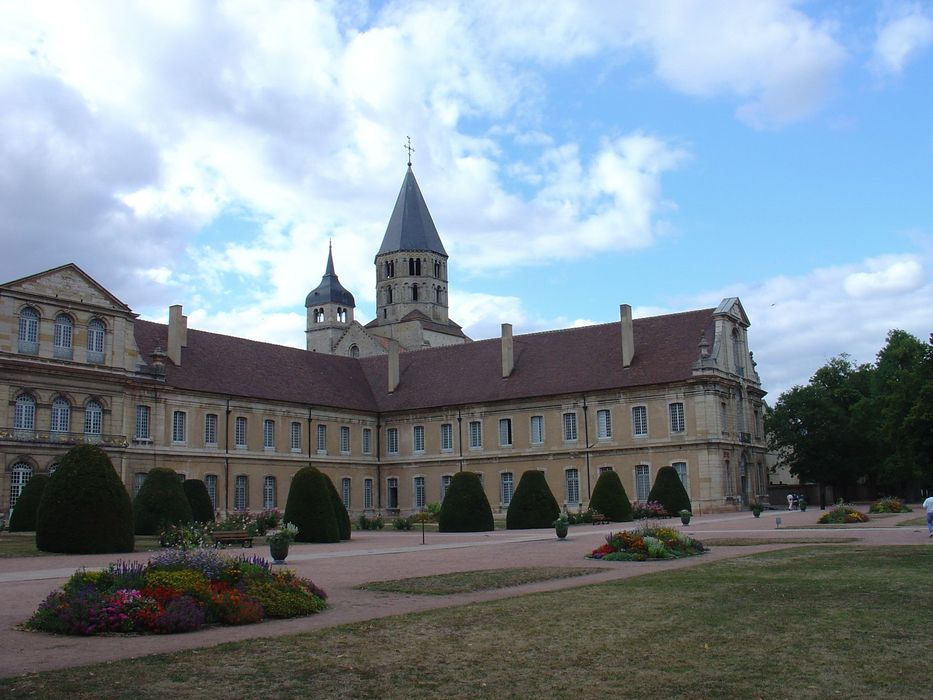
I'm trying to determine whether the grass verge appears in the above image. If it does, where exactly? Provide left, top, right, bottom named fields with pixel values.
left=360, top=567, right=596, bottom=594
left=701, top=536, right=859, bottom=546
left=0, top=533, right=163, bottom=558
left=2, top=546, right=930, bottom=699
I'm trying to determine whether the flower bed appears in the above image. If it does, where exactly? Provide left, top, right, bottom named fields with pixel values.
left=586, top=525, right=706, bottom=561
left=817, top=503, right=869, bottom=524
left=868, top=497, right=911, bottom=514
left=25, top=549, right=326, bottom=636
left=631, top=501, right=669, bottom=519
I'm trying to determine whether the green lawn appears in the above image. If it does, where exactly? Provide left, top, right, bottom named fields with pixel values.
left=360, top=566, right=596, bottom=594
left=2, top=545, right=930, bottom=698
left=0, top=533, right=163, bottom=557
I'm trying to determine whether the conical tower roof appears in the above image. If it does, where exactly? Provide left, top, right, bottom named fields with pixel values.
left=377, top=167, right=447, bottom=257
left=305, top=244, right=355, bottom=308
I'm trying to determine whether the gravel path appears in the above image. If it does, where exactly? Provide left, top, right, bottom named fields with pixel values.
left=0, top=507, right=927, bottom=678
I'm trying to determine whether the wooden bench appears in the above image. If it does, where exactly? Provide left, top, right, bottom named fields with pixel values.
left=591, top=512, right=607, bottom=526
left=211, top=530, right=253, bottom=547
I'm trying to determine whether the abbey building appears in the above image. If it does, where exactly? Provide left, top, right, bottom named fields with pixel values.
left=1, top=167, right=769, bottom=519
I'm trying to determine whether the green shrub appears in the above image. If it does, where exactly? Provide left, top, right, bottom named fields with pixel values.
left=393, top=516, right=412, bottom=530
left=244, top=580, right=326, bottom=618
left=647, top=466, right=691, bottom=516
left=133, top=468, right=193, bottom=535
left=439, top=472, right=494, bottom=532
left=588, top=470, right=634, bottom=522
left=182, top=479, right=215, bottom=523
left=9, top=473, right=49, bottom=532
left=283, top=467, right=340, bottom=543
left=869, top=497, right=911, bottom=514
left=35, top=445, right=134, bottom=554
left=356, top=514, right=384, bottom=530
left=506, top=470, right=559, bottom=529
left=323, top=474, right=351, bottom=540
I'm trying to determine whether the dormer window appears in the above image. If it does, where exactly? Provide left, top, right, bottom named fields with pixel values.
left=87, top=318, right=106, bottom=363
left=18, top=307, right=39, bottom=355
left=54, top=314, right=74, bottom=360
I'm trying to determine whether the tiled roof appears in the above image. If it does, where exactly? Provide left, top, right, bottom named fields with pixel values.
left=376, top=167, right=447, bottom=257
left=134, top=308, right=714, bottom=413
left=305, top=245, right=355, bottom=308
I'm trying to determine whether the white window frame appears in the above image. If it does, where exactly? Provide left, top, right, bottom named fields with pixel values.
left=133, top=472, right=147, bottom=497
left=386, top=477, right=399, bottom=509
left=53, top=313, right=73, bottom=359
left=632, top=405, right=648, bottom=437
left=84, top=401, right=102, bottom=437
left=263, top=475, right=276, bottom=509
left=669, top=402, right=685, bottom=434
left=205, top=413, right=219, bottom=447
left=290, top=421, right=302, bottom=452
left=18, top=307, right=39, bottom=353
left=499, top=418, right=512, bottom=447
left=565, top=467, right=580, bottom=505
left=9, top=463, right=33, bottom=508
left=205, top=474, right=218, bottom=509
left=362, top=427, right=372, bottom=455
left=673, top=461, right=688, bottom=492
left=51, top=398, right=70, bottom=434
left=171, top=410, right=186, bottom=444
left=413, top=425, right=425, bottom=453
left=387, top=427, right=399, bottom=455
left=500, top=471, right=514, bottom=505
left=563, top=412, right=578, bottom=442
left=316, top=424, right=327, bottom=454
left=440, top=423, right=453, bottom=452
left=635, top=464, right=650, bottom=501
left=14, top=394, right=36, bottom=431
left=341, top=477, right=351, bottom=509
left=441, top=474, right=453, bottom=500
left=135, top=405, right=150, bottom=441
left=87, top=318, right=105, bottom=361
left=263, top=419, right=275, bottom=450
left=469, top=420, right=482, bottom=449
left=235, top=416, right=247, bottom=449
left=414, top=475, right=426, bottom=510
left=340, top=425, right=351, bottom=454
left=530, top=415, right=544, bottom=444
left=234, top=475, right=248, bottom=511
left=597, top=409, right=612, bottom=439
left=363, top=478, right=374, bottom=510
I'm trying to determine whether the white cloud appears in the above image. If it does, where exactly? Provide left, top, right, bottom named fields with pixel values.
left=870, top=5, right=933, bottom=75
left=843, top=257, right=926, bottom=297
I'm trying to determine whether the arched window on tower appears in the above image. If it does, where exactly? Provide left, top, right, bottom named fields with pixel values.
left=385, top=261, right=395, bottom=278
left=349, top=344, right=360, bottom=358
left=435, top=287, right=442, bottom=303
left=337, top=308, right=347, bottom=323
left=434, top=260, right=441, bottom=278
left=408, top=258, right=422, bottom=276
left=314, top=308, right=324, bottom=323
left=386, top=287, right=393, bottom=304
left=411, top=285, right=419, bottom=302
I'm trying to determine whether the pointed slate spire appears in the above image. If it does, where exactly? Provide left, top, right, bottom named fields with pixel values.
left=377, top=167, right=447, bottom=257
left=305, top=243, right=356, bottom=308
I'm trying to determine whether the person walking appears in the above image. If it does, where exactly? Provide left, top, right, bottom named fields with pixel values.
left=924, top=494, right=933, bottom=537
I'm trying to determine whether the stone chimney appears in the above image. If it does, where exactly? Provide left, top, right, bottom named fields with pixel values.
left=167, top=304, right=187, bottom=366
left=387, top=339, right=400, bottom=393
left=501, top=323, right=514, bottom=378
left=620, top=304, right=634, bottom=368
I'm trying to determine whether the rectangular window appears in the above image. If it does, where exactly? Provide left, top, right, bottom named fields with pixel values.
left=469, top=420, right=482, bottom=448
left=598, top=465, right=613, bottom=474
left=635, top=465, right=650, bottom=501
left=133, top=472, right=147, bottom=497
left=172, top=410, right=186, bottom=444
left=565, top=468, right=580, bottom=504
left=499, top=418, right=512, bottom=447
left=263, top=475, right=276, bottom=509
left=290, top=421, right=301, bottom=452
left=669, top=402, right=685, bottom=433
left=135, top=405, right=150, bottom=441
left=563, top=412, right=578, bottom=442
left=414, top=476, right=426, bottom=509
left=340, top=426, right=351, bottom=454
left=441, top=474, right=453, bottom=500
left=363, top=478, right=373, bottom=510
left=500, top=472, right=514, bottom=505
left=234, top=475, right=248, bottom=511
left=263, top=419, right=275, bottom=449
left=235, top=416, right=247, bottom=448
left=362, top=428, right=372, bottom=455
left=632, top=406, right=648, bottom=437
left=316, top=424, right=327, bottom=453
left=673, top=462, right=688, bottom=490
left=387, top=427, right=399, bottom=454
left=205, top=414, right=218, bottom=446
left=721, top=401, right=729, bottom=434
left=387, top=477, right=399, bottom=509
left=440, top=423, right=453, bottom=451
left=205, top=474, right=218, bottom=509
left=413, top=425, right=425, bottom=453
left=530, top=415, right=544, bottom=444
left=597, top=409, right=612, bottom=439
left=341, top=477, right=351, bottom=509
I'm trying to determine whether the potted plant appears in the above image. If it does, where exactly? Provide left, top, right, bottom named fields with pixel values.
left=799, top=498, right=808, bottom=512
left=553, top=514, right=569, bottom=540
left=267, top=522, right=298, bottom=563
left=750, top=502, right=764, bottom=518
left=679, top=509, right=692, bottom=525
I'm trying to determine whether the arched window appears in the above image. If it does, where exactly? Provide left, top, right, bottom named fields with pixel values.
left=434, top=260, right=441, bottom=278
left=9, top=463, right=33, bottom=508
left=18, top=307, right=39, bottom=354
left=87, top=319, right=105, bottom=363
left=349, top=344, right=360, bottom=358
left=436, top=287, right=442, bottom=303
left=411, top=284, right=419, bottom=301
left=314, top=308, right=324, bottom=323
left=14, top=394, right=36, bottom=432
left=51, top=398, right=70, bottom=434
left=84, top=400, right=102, bottom=439
left=386, top=287, right=393, bottom=304
left=54, top=314, right=74, bottom=359
left=337, top=307, right=347, bottom=323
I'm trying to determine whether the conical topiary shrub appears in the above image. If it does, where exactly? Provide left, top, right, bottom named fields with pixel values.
left=8, top=473, right=49, bottom=532
left=183, top=479, right=215, bottom=523
left=588, top=469, right=633, bottom=522
left=36, top=445, right=134, bottom=553
left=647, top=465, right=691, bottom=516
left=439, top=472, right=494, bottom=532
left=133, top=467, right=193, bottom=535
left=322, top=474, right=352, bottom=540
left=506, top=470, right=560, bottom=529
left=283, top=467, right=340, bottom=543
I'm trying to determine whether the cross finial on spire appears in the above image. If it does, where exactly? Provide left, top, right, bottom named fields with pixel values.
left=404, top=136, right=414, bottom=167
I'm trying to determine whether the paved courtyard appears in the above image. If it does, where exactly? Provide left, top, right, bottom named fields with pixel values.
left=0, top=508, right=927, bottom=678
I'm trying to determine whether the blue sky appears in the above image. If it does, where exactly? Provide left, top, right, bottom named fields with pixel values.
left=1, top=1, right=931, bottom=399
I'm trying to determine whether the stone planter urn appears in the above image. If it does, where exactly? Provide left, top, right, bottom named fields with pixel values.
left=554, top=517, right=569, bottom=540
left=269, top=539, right=289, bottom=564
left=679, top=510, right=692, bottom=526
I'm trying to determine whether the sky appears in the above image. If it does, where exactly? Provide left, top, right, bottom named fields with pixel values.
left=1, top=0, right=931, bottom=400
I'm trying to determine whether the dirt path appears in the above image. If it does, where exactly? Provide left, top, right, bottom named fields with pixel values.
left=1, top=508, right=927, bottom=678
